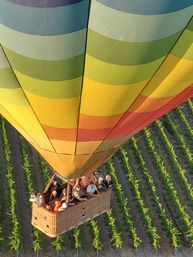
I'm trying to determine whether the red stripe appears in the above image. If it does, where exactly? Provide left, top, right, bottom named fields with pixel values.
left=107, top=85, right=193, bottom=139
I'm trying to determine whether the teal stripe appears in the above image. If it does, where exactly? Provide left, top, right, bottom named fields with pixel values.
left=0, top=68, right=19, bottom=88
left=87, top=29, right=181, bottom=65
left=89, top=1, right=193, bottom=42
left=0, top=0, right=89, bottom=35
left=96, top=0, right=193, bottom=15
left=3, top=47, right=84, bottom=81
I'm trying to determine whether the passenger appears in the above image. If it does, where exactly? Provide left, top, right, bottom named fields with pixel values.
left=69, top=178, right=76, bottom=188
left=97, top=177, right=108, bottom=192
left=53, top=200, right=62, bottom=213
left=93, top=171, right=100, bottom=179
left=86, top=181, right=99, bottom=196
left=58, top=202, right=68, bottom=212
left=67, top=191, right=77, bottom=205
left=59, top=188, right=75, bottom=209
left=51, top=179, right=62, bottom=195
left=36, top=193, right=46, bottom=207
left=105, top=175, right=113, bottom=188
left=61, top=185, right=77, bottom=205
left=72, top=178, right=87, bottom=201
left=60, top=188, right=70, bottom=203
left=30, top=194, right=38, bottom=203
left=59, top=189, right=76, bottom=209
left=49, top=190, right=58, bottom=202
left=89, top=173, right=98, bottom=184
left=80, top=176, right=90, bottom=188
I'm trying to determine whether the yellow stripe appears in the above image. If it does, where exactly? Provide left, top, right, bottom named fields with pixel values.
left=0, top=87, right=27, bottom=106
left=80, top=77, right=148, bottom=116
left=0, top=90, right=53, bottom=150
left=25, top=91, right=80, bottom=128
left=76, top=136, right=132, bottom=154
left=51, top=139, right=76, bottom=154
left=76, top=140, right=103, bottom=154
left=143, top=78, right=192, bottom=98
left=143, top=54, right=193, bottom=98
left=0, top=103, right=37, bottom=146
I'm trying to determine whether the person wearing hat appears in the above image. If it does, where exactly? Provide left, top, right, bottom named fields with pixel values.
left=97, top=177, right=108, bottom=192
left=72, top=178, right=87, bottom=201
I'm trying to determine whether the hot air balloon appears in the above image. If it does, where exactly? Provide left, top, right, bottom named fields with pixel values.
left=0, top=0, right=193, bottom=237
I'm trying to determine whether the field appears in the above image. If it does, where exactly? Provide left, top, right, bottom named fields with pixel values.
left=0, top=99, right=193, bottom=257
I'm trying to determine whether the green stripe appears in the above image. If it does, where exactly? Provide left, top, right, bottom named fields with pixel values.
left=0, top=47, right=9, bottom=69
left=85, top=55, right=165, bottom=84
left=172, top=29, right=193, bottom=60
left=22, top=77, right=82, bottom=98
left=187, top=17, right=193, bottom=31
left=3, top=47, right=84, bottom=81
left=0, top=68, right=19, bottom=88
left=87, top=29, right=181, bottom=65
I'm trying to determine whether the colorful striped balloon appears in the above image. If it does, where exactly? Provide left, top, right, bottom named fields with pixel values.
left=0, top=0, right=193, bottom=178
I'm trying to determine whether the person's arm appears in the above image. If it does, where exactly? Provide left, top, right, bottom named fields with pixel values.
left=88, top=192, right=97, bottom=197
left=94, top=185, right=99, bottom=194
left=76, top=195, right=87, bottom=201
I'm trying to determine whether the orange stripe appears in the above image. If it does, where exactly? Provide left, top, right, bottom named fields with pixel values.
left=129, top=94, right=173, bottom=112
left=42, top=85, right=193, bottom=142
left=43, top=125, right=77, bottom=141
left=79, top=113, right=121, bottom=129
left=107, top=84, right=193, bottom=139
left=77, top=95, right=174, bottom=129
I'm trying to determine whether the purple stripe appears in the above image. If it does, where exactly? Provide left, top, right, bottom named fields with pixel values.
left=6, top=0, right=83, bottom=8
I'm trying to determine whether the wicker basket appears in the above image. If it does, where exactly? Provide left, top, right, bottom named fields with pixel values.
left=31, top=188, right=112, bottom=237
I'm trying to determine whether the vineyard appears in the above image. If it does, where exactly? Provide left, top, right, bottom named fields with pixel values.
left=0, top=99, right=193, bottom=257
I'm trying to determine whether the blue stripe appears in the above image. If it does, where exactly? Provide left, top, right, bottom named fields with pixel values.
left=97, top=0, right=193, bottom=15
left=6, top=0, right=83, bottom=8
left=0, top=0, right=89, bottom=35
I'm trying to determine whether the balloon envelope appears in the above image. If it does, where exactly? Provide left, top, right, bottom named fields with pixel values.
left=0, top=0, right=193, bottom=178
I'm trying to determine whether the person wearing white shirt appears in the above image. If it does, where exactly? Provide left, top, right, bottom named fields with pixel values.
left=86, top=182, right=99, bottom=196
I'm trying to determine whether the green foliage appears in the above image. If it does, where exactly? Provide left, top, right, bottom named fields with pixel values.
left=119, top=148, right=160, bottom=249
left=155, top=120, right=193, bottom=203
left=72, top=227, right=81, bottom=250
left=1, top=118, right=21, bottom=251
left=130, top=137, right=181, bottom=248
left=19, top=136, right=42, bottom=252
left=39, top=160, right=51, bottom=187
left=89, top=220, right=103, bottom=250
left=187, top=99, right=193, bottom=114
left=51, top=235, right=65, bottom=252
left=20, top=137, right=35, bottom=198
left=33, top=229, right=42, bottom=252
left=107, top=161, right=141, bottom=248
left=165, top=114, right=193, bottom=170
left=176, top=106, right=193, bottom=146
left=143, top=127, right=193, bottom=246
left=105, top=210, right=123, bottom=249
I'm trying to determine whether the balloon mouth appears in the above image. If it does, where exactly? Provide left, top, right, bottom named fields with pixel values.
left=54, top=170, right=69, bottom=182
